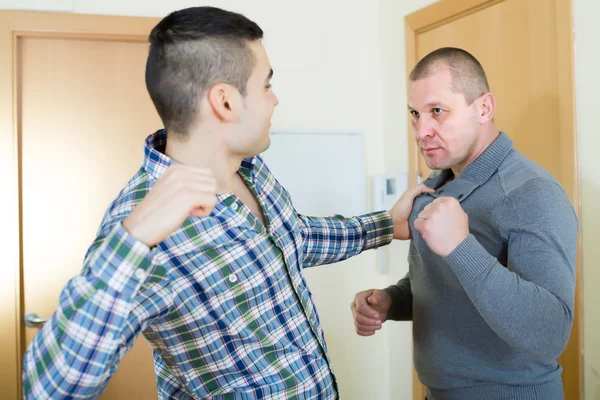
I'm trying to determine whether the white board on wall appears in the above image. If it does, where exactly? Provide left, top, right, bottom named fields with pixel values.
left=261, top=132, right=366, bottom=217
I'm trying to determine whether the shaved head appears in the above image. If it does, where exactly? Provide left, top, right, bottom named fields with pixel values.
left=410, top=47, right=490, bottom=105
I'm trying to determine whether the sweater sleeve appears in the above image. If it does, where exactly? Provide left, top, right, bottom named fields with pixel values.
left=384, top=272, right=413, bottom=321
left=443, top=178, right=577, bottom=363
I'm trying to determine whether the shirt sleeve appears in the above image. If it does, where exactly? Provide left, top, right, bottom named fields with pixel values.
left=22, top=223, right=168, bottom=399
left=299, top=211, right=393, bottom=268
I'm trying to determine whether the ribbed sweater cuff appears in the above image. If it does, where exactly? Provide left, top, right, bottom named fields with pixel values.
left=443, top=234, right=496, bottom=285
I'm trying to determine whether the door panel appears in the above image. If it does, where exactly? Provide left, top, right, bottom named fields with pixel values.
left=20, top=36, right=161, bottom=399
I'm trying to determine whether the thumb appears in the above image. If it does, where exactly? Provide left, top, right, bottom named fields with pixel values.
left=367, top=292, right=381, bottom=306
left=414, top=217, right=425, bottom=233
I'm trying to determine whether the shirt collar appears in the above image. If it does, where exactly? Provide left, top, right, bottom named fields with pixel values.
left=238, top=157, right=258, bottom=184
left=142, top=130, right=172, bottom=180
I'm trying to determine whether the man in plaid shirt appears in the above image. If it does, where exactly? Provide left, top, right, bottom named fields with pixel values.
left=23, top=6, right=431, bottom=399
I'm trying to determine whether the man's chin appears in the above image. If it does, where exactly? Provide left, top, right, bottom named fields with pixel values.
left=261, top=135, right=271, bottom=151
left=424, top=160, right=448, bottom=171
left=251, top=136, right=271, bottom=157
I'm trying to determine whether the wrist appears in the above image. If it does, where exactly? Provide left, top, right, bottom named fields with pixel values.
left=123, top=216, right=154, bottom=248
left=441, top=230, right=470, bottom=258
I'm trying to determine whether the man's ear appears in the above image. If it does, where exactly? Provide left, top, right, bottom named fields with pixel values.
left=206, top=83, right=241, bottom=122
left=477, top=92, right=496, bottom=124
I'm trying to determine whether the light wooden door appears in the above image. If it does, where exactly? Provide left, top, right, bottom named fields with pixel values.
left=1, top=11, right=162, bottom=398
left=405, top=0, right=580, bottom=399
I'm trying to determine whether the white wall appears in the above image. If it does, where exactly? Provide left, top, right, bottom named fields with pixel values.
left=573, top=1, right=600, bottom=399
left=1, top=0, right=422, bottom=398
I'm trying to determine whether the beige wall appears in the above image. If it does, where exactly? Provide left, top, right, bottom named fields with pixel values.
left=573, top=0, right=600, bottom=398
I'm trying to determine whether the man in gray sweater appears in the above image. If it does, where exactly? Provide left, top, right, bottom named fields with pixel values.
left=351, top=47, right=578, bottom=400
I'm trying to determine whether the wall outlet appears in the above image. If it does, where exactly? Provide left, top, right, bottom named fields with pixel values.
left=372, top=173, right=408, bottom=211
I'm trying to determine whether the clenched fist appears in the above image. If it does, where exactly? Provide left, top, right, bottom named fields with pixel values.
left=350, top=289, right=392, bottom=336
left=414, top=196, right=469, bottom=257
left=123, top=164, right=218, bottom=248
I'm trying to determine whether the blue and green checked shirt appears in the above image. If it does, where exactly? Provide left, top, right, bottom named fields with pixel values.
left=23, top=130, right=394, bottom=399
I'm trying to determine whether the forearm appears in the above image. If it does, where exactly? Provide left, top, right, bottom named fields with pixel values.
left=445, top=235, right=574, bottom=363
left=384, top=274, right=413, bottom=321
left=300, top=211, right=393, bottom=268
left=23, top=223, right=159, bottom=398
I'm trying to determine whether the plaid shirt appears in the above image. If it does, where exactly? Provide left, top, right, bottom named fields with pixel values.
left=23, top=130, right=393, bottom=399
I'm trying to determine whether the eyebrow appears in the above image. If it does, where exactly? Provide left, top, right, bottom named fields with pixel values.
left=407, top=102, right=450, bottom=110
left=266, top=68, right=273, bottom=81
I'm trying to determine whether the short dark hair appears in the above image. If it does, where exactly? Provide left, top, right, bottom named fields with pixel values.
left=146, top=7, right=263, bottom=137
left=409, top=47, right=490, bottom=104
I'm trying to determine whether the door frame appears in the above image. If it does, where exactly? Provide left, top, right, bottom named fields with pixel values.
left=404, top=1, right=581, bottom=399
left=0, top=11, right=159, bottom=398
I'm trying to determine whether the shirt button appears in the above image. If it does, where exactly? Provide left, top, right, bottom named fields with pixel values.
left=135, top=268, right=147, bottom=280
left=229, top=274, right=238, bottom=283
left=230, top=203, right=239, bottom=211
left=105, top=332, right=114, bottom=341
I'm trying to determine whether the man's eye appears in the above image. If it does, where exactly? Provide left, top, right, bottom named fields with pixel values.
left=433, top=108, right=443, bottom=115
left=410, top=110, right=419, bottom=117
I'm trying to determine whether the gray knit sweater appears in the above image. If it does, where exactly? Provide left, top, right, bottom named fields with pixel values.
left=386, top=132, right=578, bottom=400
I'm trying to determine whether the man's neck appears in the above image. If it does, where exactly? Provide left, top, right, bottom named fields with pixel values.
left=164, top=130, right=244, bottom=194
left=452, top=127, right=500, bottom=177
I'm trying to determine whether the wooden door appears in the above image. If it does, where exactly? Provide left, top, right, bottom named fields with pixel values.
left=404, top=0, right=580, bottom=399
left=1, top=11, right=162, bottom=398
